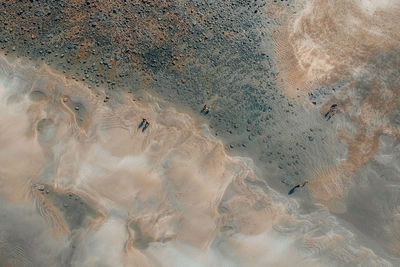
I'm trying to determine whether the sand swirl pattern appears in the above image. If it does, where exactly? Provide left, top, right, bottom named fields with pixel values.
left=0, top=54, right=397, bottom=266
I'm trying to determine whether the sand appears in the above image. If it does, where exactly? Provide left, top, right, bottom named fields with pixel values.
left=0, top=0, right=399, bottom=266
left=0, top=53, right=396, bottom=266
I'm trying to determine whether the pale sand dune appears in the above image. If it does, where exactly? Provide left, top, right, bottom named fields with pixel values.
left=0, top=55, right=394, bottom=266
left=273, top=0, right=400, bottom=99
left=0, top=0, right=399, bottom=265
left=269, top=1, right=400, bottom=233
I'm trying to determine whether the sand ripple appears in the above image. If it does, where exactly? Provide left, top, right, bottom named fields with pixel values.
left=0, top=55, right=394, bottom=266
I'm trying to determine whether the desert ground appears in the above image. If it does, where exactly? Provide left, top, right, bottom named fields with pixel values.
left=0, top=0, right=399, bottom=266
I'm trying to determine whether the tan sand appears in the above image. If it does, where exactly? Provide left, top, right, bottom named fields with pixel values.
left=0, top=55, right=393, bottom=266
left=273, top=0, right=400, bottom=99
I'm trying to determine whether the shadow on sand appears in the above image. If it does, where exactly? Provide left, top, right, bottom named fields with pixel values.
left=288, top=181, right=308, bottom=195
left=138, top=121, right=145, bottom=129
